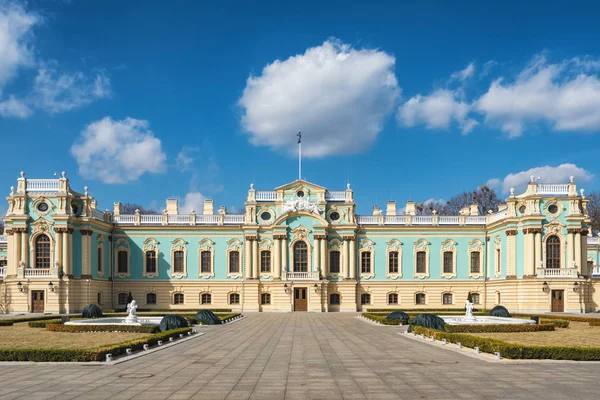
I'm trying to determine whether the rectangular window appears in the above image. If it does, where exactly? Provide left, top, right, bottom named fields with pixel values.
left=261, top=250, right=271, bottom=273
left=388, top=251, right=399, bottom=274
left=261, top=293, right=271, bottom=305
left=443, top=293, right=453, bottom=305
left=360, top=293, right=371, bottom=305
left=443, top=251, right=453, bottom=274
left=361, top=252, right=371, bottom=274
left=147, top=293, right=157, bottom=304
left=97, top=247, right=102, bottom=272
left=388, top=293, right=398, bottom=304
left=229, top=251, right=240, bottom=273
left=329, top=251, right=340, bottom=273
left=97, top=292, right=102, bottom=304
left=496, top=249, right=501, bottom=273
left=471, top=293, right=480, bottom=304
left=117, top=251, right=128, bottom=274
left=470, top=251, right=481, bottom=274
left=416, top=251, right=426, bottom=273
left=0, top=260, right=7, bottom=267
left=146, top=251, right=157, bottom=274
left=118, top=293, right=128, bottom=305
left=201, top=251, right=211, bottom=273
left=230, top=293, right=240, bottom=304
left=415, top=293, right=426, bottom=305
left=173, top=250, right=184, bottom=274
left=174, top=293, right=184, bottom=304
left=329, top=293, right=340, bottom=305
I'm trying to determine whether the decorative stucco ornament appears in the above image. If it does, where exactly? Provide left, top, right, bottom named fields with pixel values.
left=282, top=196, right=321, bottom=215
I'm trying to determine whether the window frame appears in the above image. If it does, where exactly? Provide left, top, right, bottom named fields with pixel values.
left=442, top=293, right=453, bottom=305
left=146, top=292, right=157, bottom=305
left=260, top=250, right=271, bottom=273
left=329, top=250, right=341, bottom=274
left=200, top=293, right=212, bottom=305
left=388, top=293, right=399, bottom=305
left=117, top=292, right=128, bottom=305
left=329, top=293, right=340, bottom=305
left=35, top=234, right=51, bottom=269
left=414, top=239, right=430, bottom=278
left=142, top=238, right=159, bottom=278
left=229, top=293, right=240, bottom=305
left=360, top=293, right=371, bottom=305
left=173, top=292, right=184, bottom=305
left=546, top=235, right=561, bottom=269
left=415, top=292, right=426, bottom=305
left=198, top=239, right=215, bottom=277
left=260, top=293, right=271, bottom=305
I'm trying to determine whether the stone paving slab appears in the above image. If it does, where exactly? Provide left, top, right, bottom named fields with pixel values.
left=1, top=313, right=600, bottom=399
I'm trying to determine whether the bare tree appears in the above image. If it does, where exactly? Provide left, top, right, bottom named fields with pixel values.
left=587, top=190, right=600, bottom=234
left=415, top=185, right=502, bottom=216
left=120, top=203, right=160, bottom=215
left=0, top=219, right=3, bottom=235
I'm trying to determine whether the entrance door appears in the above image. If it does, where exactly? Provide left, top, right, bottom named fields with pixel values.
left=294, top=288, right=307, bottom=311
left=32, top=290, right=45, bottom=313
left=551, top=290, right=564, bottom=312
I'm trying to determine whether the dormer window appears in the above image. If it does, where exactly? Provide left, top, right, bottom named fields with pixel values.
left=37, top=203, right=48, bottom=212
left=548, top=204, right=558, bottom=214
left=71, top=204, right=78, bottom=215
left=296, top=190, right=305, bottom=198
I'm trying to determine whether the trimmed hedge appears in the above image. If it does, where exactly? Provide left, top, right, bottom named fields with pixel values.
left=362, top=313, right=404, bottom=325
left=0, top=327, right=191, bottom=362
left=367, top=308, right=487, bottom=314
left=29, top=319, right=62, bottom=328
left=0, top=321, right=14, bottom=326
left=589, top=320, right=600, bottom=327
left=540, top=319, right=570, bottom=328
left=513, top=314, right=598, bottom=324
left=103, top=308, right=232, bottom=313
left=445, top=323, right=555, bottom=333
left=410, top=326, right=600, bottom=361
left=46, top=323, right=159, bottom=333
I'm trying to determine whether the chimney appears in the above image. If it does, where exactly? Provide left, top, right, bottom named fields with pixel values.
left=203, top=199, right=214, bottom=215
left=469, top=204, right=479, bottom=216
left=386, top=201, right=396, bottom=216
left=405, top=201, right=415, bottom=216
left=165, top=198, right=178, bottom=215
left=113, top=202, right=122, bottom=216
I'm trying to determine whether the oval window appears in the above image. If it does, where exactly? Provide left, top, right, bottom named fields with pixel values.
left=548, top=204, right=559, bottom=214
left=519, top=205, right=526, bottom=214
left=330, top=212, right=340, bottom=221
left=296, top=190, right=304, bottom=198
left=261, top=212, right=271, bottom=221
left=37, top=203, right=49, bottom=212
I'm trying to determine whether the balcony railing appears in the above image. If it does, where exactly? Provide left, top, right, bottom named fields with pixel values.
left=24, top=268, right=52, bottom=278
left=256, top=191, right=276, bottom=201
left=26, top=179, right=60, bottom=192
left=383, top=215, right=406, bottom=225
left=114, top=215, right=135, bottom=224
left=537, top=184, right=569, bottom=195
left=169, top=215, right=191, bottom=225
left=588, top=237, right=599, bottom=245
left=140, top=215, right=162, bottom=225
left=325, top=191, right=346, bottom=201
left=283, top=271, right=320, bottom=280
left=536, top=268, right=578, bottom=278
left=488, top=210, right=508, bottom=224
left=0, top=235, right=7, bottom=244
left=224, top=215, right=245, bottom=224
left=439, top=216, right=460, bottom=225
left=592, top=266, right=600, bottom=277
left=0, top=267, right=5, bottom=279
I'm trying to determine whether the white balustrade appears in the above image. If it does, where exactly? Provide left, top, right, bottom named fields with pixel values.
left=169, top=215, right=191, bottom=225
left=24, top=268, right=52, bottom=278
left=0, top=235, right=6, bottom=244
left=325, top=191, right=346, bottom=201
left=593, top=266, right=600, bottom=277
left=536, top=268, right=578, bottom=278
left=255, top=191, right=276, bottom=201
left=224, top=215, right=245, bottom=224
left=115, top=215, right=135, bottom=224
left=91, top=209, right=105, bottom=221
left=588, top=237, right=599, bottom=245
left=465, top=216, right=487, bottom=225
left=284, top=271, right=320, bottom=280
left=384, top=215, right=406, bottom=225
left=357, top=215, right=379, bottom=225
left=0, top=267, right=5, bottom=279
left=488, top=210, right=507, bottom=224
left=26, top=179, right=60, bottom=192
left=412, top=216, right=433, bottom=225
left=140, top=215, right=162, bottom=224
left=439, top=216, right=460, bottom=225
left=537, top=184, right=569, bottom=195
left=196, top=215, right=220, bottom=224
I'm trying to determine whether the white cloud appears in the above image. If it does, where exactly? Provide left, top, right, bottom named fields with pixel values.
left=476, top=55, right=600, bottom=137
left=0, top=95, right=31, bottom=117
left=0, top=1, right=39, bottom=90
left=176, top=146, right=199, bottom=172
left=238, top=38, right=400, bottom=157
left=449, top=62, right=474, bottom=82
left=70, top=117, right=167, bottom=184
left=33, top=64, right=111, bottom=113
left=181, top=192, right=206, bottom=214
left=486, top=163, right=594, bottom=194
left=398, top=89, right=478, bottom=134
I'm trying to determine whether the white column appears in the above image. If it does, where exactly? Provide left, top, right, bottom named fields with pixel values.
left=534, top=230, right=542, bottom=270
left=56, top=230, right=63, bottom=270
left=252, top=239, right=259, bottom=278
left=6, top=231, right=14, bottom=275
left=273, top=237, right=281, bottom=279
left=320, top=238, right=327, bottom=278
left=14, top=230, right=21, bottom=268
left=567, top=230, right=574, bottom=267
left=526, top=231, right=535, bottom=275
left=244, top=238, right=252, bottom=279
left=314, top=238, right=320, bottom=274
left=64, top=229, right=73, bottom=276
left=281, top=238, right=287, bottom=276
left=349, top=239, right=356, bottom=279
left=575, top=231, right=582, bottom=270
left=20, top=229, right=27, bottom=267
left=342, top=239, right=349, bottom=279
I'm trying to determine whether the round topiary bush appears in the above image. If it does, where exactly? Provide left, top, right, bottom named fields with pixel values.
left=408, top=313, right=446, bottom=332
left=81, top=304, right=103, bottom=319
left=159, top=314, right=189, bottom=332
left=490, top=305, right=511, bottom=318
left=386, top=311, right=409, bottom=325
left=195, top=309, right=222, bottom=325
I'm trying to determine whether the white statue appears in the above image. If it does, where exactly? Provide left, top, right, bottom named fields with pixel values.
left=125, top=300, right=138, bottom=323
left=281, top=196, right=320, bottom=215
left=465, top=299, right=475, bottom=321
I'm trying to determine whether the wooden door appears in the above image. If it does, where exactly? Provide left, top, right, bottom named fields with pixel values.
left=551, top=290, right=564, bottom=312
left=32, top=290, right=45, bottom=313
left=294, top=288, right=307, bottom=311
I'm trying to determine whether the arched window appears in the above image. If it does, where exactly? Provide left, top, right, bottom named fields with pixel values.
left=146, top=293, right=157, bottom=304
left=546, top=235, right=560, bottom=269
left=260, top=250, right=271, bottom=273
left=360, top=293, right=371, bottom=305
left=388, top=251, right=399, bottom=274
left=200, top=251, right=212, bottom=273
left=361, top=252, right=371, bottom=274
left=146, top=250, right=157, bottom=274
left=173, top=250, right=184, bottom=274
left=416, top=251, right=426, bottom=273
left=442, top=293, right=453, bottom=305
left=229, top=251, right=240, bottom=273
left=35, top=235, right=51, bottom=269
left=173, top=293, right=184, bottom=305
left=388, top=293, right=399, bottom=305
left=293, top=241, right=308, bottom=272
left=329, top=293, right=340, bottom=305
left=415, top=293, right=426, bottom=305
left=229, top=293, right=240, bottom=304
left=201, top=293, right=211, bottom=304
left=117, top=293, right=128, bottom=305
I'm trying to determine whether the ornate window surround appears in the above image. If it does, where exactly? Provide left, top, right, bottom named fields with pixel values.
left=442, top=292, right=453, bottom=305
left=386, top=239, right=403, bottom=279
left=415, top=292, right=427, bottom=305
left=259, top=238, right=273, bottom=277
left=413, top=239, right=430, bottom=279
left=170, top=238, right=188, bottom=278
left=328, top=238, right=343, bottom=278
left=494, top=236, right=502, bottom=278
left=359, top=239, right=375, bottom=279
left=542, top=221, right=566, bottom=269
left=226, top=238, right=243, bottom=278
left=468, top=239, right=484, bottom=279
left=229, top=292, right=241, bottom=305
left=29, top=219, right=55, bottom=270
left=327, top=205, right=342, bottom=225
left=96, top=235, right=104, bottom=277
left=145, top=292, right=157, bottom=305
left=288, top=226, right=312, bottom=273
left=440, top=239, right=457, bottom=279
left=31, top=197, right=54, bottom=217
left=258, top=206, right=274, bottom=225
left=200, top=292, right=212, bottom=305
left=114, top=238, right=130, bottom=278
left=198, top=238, right=215, bottom=278
left=543, top=199, right=564, bottom=219
left=387, top=292, right=399, bottom=305
left=142, top=238, right=160, bottom=278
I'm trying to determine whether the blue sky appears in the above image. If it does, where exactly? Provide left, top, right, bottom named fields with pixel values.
left=1, top=0, right=600, bottom=215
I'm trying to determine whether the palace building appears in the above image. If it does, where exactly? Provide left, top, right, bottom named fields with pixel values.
left=0, top=172, right=599, bottom=314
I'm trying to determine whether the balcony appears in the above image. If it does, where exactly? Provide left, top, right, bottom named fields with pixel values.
left=325, top=191, right=346, bottom=201
left=24, top=268, right=53, bottom=278
left=0, top=267, right=5, bottom=279
left=26, top=179, right=60, bottom=192
left=283, top=271, right=320, bottom=280
left=536, top=268, right=578, bottom=278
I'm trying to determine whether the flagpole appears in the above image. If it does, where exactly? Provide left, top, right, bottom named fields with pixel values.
left=298, top=131, right=302, bottom=181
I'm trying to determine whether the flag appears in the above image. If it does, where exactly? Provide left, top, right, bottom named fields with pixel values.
left=297, top=131, right=301, bottom=144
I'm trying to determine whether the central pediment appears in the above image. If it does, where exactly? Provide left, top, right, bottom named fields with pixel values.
left=275, top=179, right=327, bottom=192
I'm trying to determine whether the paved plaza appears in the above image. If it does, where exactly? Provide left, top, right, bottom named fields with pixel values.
left=1, top=313, right=599, bottom=399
